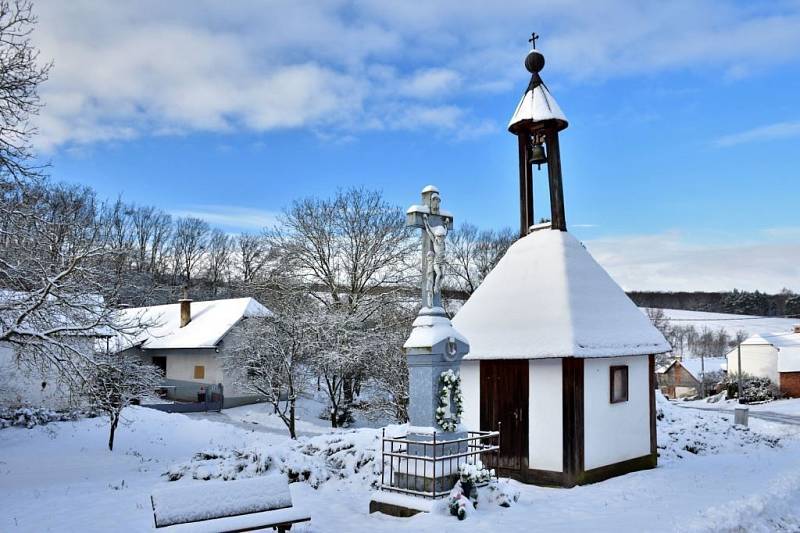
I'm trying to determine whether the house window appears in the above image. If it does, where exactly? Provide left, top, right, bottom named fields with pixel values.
left=610, top=365, right=629, bottom=403
left=194, top=365, right=205, bottom=380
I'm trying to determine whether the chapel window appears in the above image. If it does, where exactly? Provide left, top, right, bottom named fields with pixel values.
left=610, top=365, right=629, bottom=403
left=194, top=365, right=205, bottom=380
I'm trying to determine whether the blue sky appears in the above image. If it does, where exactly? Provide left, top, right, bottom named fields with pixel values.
left=31, top=1, right=800, bottom=292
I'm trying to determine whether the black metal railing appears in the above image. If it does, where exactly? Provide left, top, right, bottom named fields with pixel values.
left=379, top=429, right=500, bottom=499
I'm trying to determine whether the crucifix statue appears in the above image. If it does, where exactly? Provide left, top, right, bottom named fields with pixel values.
left=406, top=185, right=453, bottom=311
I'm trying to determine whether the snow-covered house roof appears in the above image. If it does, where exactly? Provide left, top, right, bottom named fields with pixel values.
left=659, top=357, right=727, bottom=381
left=453, top=230, right=670, bottom=360
left=731, top=330, right=800, bottom=373
left=508, top=81, right=568, bottom=131
left=114, top=297, right=272, bottom=351
left=0, top=289, right=113, bottom=338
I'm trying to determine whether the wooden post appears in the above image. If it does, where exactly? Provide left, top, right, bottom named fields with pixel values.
left=545, top=128, right=566, bottom=231
left=517, top=134, right=533, bottom=237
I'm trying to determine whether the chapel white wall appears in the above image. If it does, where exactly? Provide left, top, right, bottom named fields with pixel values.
left=583, top=355, right=650, bottom=470
left=529, top=358, right=563, bottom=472
left=726, top=344, right=779, bottom=384
left=460, top=359, right=480, bottom=431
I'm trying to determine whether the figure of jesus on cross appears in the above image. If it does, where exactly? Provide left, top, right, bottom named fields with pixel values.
left=406, top=185, right=453, bottom=311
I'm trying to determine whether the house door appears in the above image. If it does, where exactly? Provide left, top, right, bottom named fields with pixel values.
left=480, top=360, right=529, bottom=473
left=151, top=356, right=167, bottom=374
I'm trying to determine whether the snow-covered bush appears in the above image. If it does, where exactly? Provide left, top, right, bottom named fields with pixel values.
left=723, top=374, right=781, bottom=403
left=165, top=450, right=273, bottom=482
left=0, top=407, right=95, bottom=429
left=164, top=428, right=385, bottom=489
left=458, top=460, right=494, bottom=485
left=447, top=472, right=517, bottom=520
left=486, top=479, right=519, bottom=508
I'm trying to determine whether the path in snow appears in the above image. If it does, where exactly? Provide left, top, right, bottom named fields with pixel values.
left=182, top=410, right=324, bottom=438
left=678, top=404, right=800, bottom=426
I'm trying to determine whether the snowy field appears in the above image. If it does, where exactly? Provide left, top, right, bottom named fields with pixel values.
left=652, top=308, right=798, bottom=338
left=2, top=397, right=800, bottom=532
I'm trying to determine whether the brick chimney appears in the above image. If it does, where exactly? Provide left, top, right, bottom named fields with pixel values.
left=179, top=287, right=192, bottom=328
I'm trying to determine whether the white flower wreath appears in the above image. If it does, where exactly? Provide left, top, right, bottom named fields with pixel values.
left=436, top=369, right=463, bottom=432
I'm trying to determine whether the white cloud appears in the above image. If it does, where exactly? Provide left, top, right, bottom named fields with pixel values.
left=585, top=231, right=800, bottom=293
left=398, top=68, right=462, bottom=99
left=30, top=1, right=800, bottom=150
left=170, top=205, right=280, bottom=231
left=762, top=227, right=800, bottom=240
left=713, top=121, right=800, bottom=147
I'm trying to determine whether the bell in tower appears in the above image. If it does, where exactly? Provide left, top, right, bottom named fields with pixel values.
left=508, top=33, right=569, bottom=236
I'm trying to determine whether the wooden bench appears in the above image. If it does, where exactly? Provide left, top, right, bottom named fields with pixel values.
left=151, top=475, right=310, bottom=532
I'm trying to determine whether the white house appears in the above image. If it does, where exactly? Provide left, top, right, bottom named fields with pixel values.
left=0, top=334, right=103, bottom=410
left=116, top=296, right=272, bottom=407
left=0, top=291, right=112, bottom=409
left=726, top=326, right=800, bottom=397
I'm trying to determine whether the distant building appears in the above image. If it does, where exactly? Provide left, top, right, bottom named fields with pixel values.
left=115, top=296, right=272, bottom=407
left=0, top=333, right=107, bottom=409
left=656, top=357, right=727, bottom=399
left=726, top=326, right=800, bottom=397
left=0, top=291, right=112, bottom=409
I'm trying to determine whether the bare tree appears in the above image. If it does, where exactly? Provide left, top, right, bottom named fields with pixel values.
left=149, top=210, right=173, bottom=276
left=237, top=233, right=269, bottom=285
left=104, top=198, right=135, bottom=278
left=206, top=229, right=232, bottom=297
left=0, top=0, right=50, bottom=182
left=268, top=188, right=414, bottom=416
left=0, top=182, right=145, bottom=387
left=306, top=307, right=370, bottom=427
left=358, top=305, right=411, bottom=423
left=224, top=304, right=312, bottom=439
left=130, top=205, right=156, bottom=272
left=172, top=217, right=209, bottom=285
left=83, top=352, right=162, bottom=450
left=269, top=187, right=414, bottom=314
left=447, top=223, right=515, bottom=296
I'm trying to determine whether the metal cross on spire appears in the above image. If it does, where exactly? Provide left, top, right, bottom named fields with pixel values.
left=529, top=32, right=539, bottom=49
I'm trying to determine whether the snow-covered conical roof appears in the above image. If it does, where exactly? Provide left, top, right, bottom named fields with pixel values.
left=453, top=230, right=670, bottom=360
left=508, top=80, right=568, bottom=131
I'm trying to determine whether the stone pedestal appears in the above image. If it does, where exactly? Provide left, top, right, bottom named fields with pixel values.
left=370, top=305, right=470, bottom=516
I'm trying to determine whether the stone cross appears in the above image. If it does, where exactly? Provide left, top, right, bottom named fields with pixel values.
left=406, top=185, right=453, bottom=311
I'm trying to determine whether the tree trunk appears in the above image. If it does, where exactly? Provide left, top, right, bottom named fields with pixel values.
left=330, top=402, right=339, bottom=428
left=108, top=413, right=119, bottom=451
left=288, top=398, right=296, bottom=440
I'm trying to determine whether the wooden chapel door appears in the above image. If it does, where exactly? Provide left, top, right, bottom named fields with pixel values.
left=480, top=360, right=529, bottom=473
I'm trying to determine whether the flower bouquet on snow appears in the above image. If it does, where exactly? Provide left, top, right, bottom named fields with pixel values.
left=448, top=460, right=495, bottom=519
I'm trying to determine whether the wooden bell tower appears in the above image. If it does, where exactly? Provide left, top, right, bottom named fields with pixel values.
left=508, top=33, right=569, bottom=237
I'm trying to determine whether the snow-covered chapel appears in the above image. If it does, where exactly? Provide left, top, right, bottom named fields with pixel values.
left=454, top=36, right=671, bottom=487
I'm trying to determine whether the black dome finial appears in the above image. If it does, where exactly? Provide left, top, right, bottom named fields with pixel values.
left=525, top=32, right=545, bottom=74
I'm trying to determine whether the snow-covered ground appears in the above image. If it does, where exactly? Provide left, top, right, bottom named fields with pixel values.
left=652, top=308, right=798, bottom=338
left=2, top=396, right=800, bottom=532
